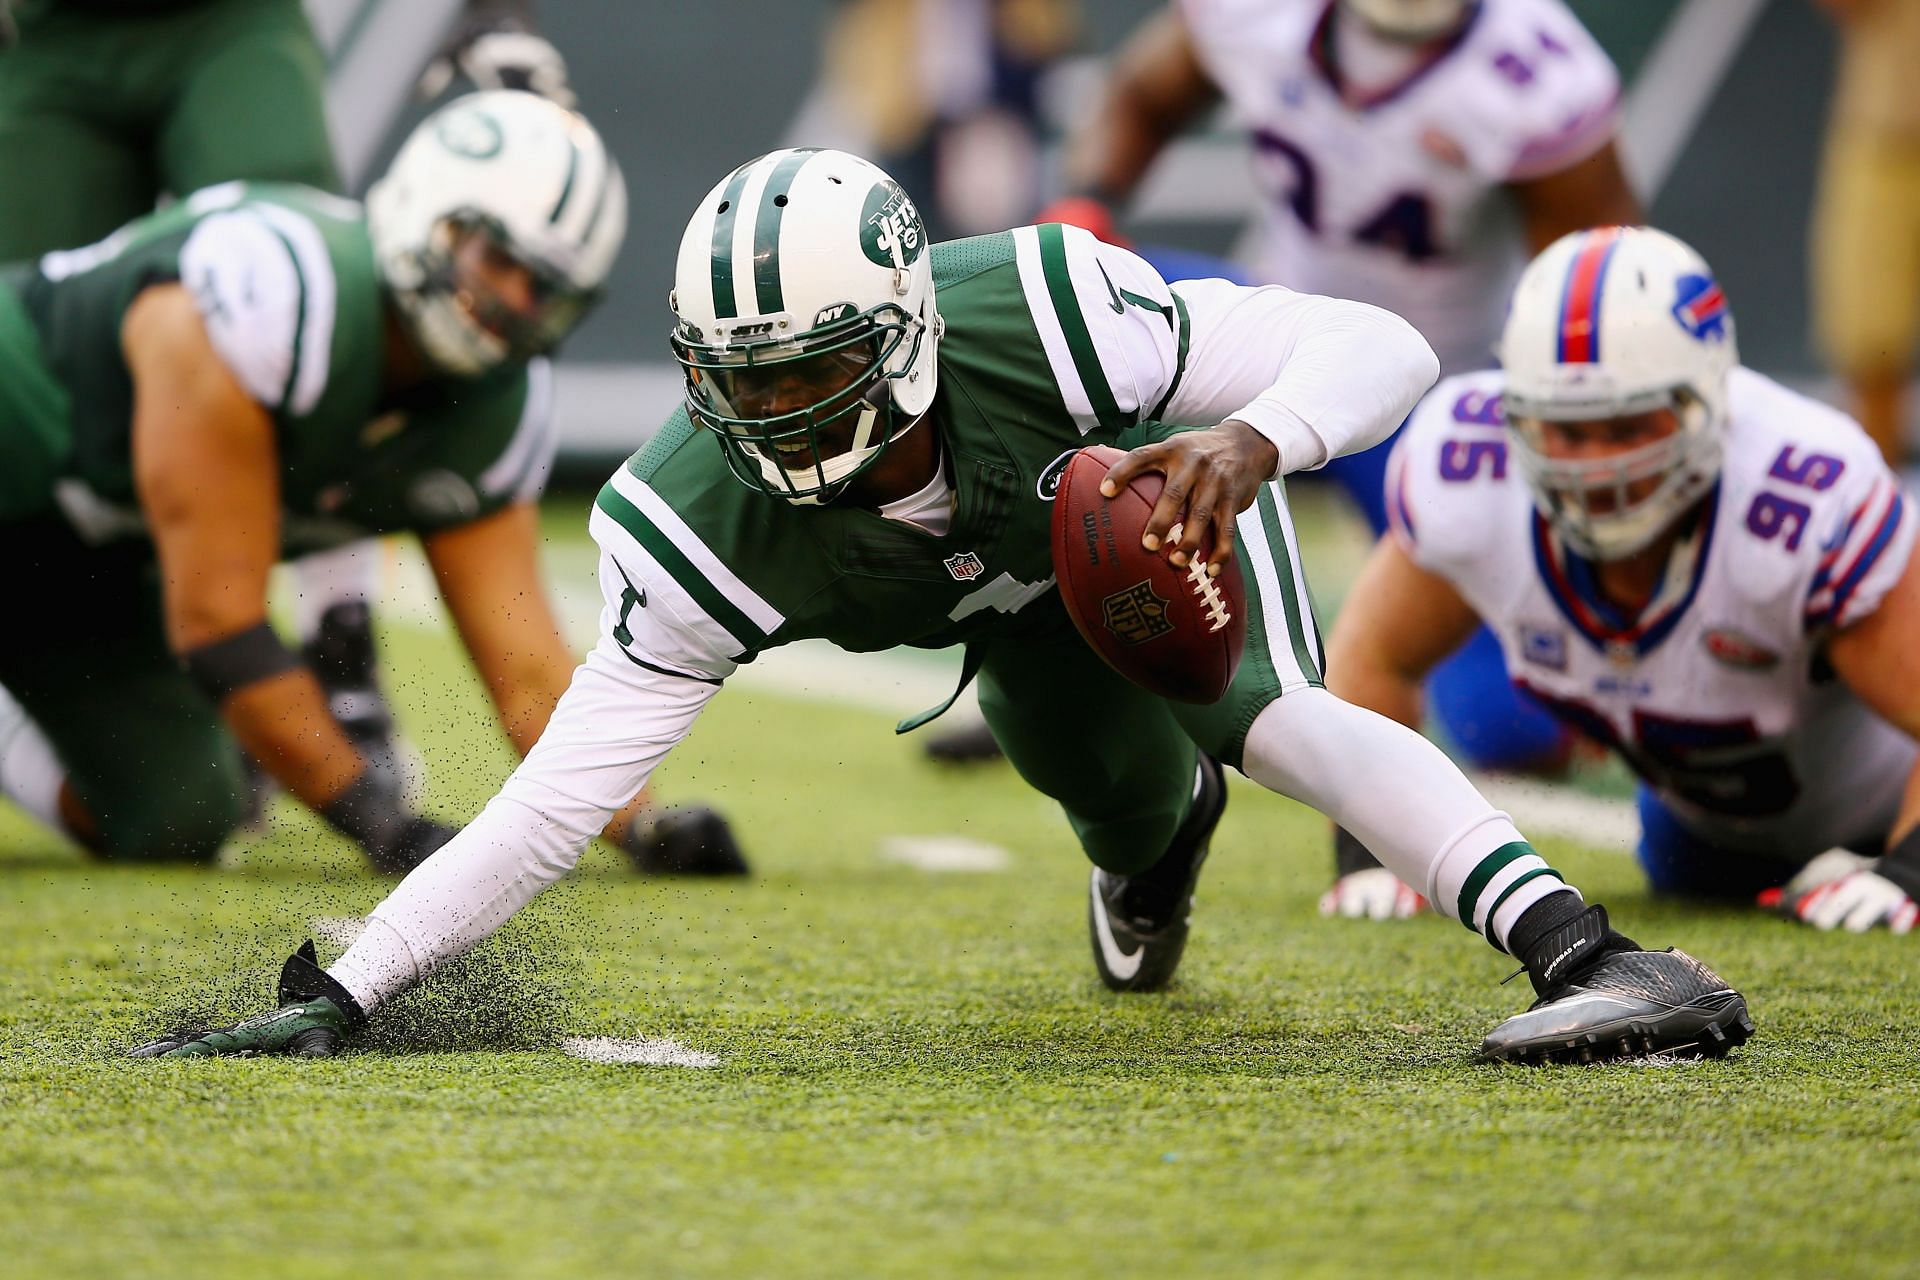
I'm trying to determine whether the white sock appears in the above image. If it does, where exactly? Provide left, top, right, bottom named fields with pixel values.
left=1238, top=688, right=1577, bottom=949
left=0, top=684, right=69, bottom=835
left=291, top=540, right=381, bottom=639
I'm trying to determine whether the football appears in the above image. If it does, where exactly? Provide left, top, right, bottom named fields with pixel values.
left=1050, top=444, right=1247, bottom=704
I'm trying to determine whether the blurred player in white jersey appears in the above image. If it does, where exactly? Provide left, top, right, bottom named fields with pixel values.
left=1330, top=225, right=1920, bottom=933
left=934, top=0, right=1642, bottom=856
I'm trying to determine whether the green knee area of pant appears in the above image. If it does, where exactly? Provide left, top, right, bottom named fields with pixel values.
left=0, top=519, right=247, bottom=864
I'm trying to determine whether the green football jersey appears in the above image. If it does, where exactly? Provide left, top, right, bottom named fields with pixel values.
left=0, top=181, right=550, bottom=550
left=590, top=223, right=1203, bottom=681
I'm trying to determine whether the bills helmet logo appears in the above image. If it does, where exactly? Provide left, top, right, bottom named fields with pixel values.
left=1671, top=273, right=1729, bottom=343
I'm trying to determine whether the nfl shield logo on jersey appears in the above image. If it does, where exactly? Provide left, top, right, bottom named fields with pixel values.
left=944, top=551, right=986, bottom=582
left=1671, top=274, right=1728, bottom=343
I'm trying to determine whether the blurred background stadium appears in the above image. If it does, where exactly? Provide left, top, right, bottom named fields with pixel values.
left=307, top=0, right=1835, bottom=467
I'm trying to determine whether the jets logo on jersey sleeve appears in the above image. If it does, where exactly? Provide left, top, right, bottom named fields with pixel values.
left=179, top=205, right=339, bottom=417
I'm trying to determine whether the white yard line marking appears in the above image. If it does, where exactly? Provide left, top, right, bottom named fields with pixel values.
left=879, top=836, right=1013, bottom=873
left=561, top=1036, right=721, bottom=1068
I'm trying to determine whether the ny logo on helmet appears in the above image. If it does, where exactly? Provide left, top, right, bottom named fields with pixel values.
left=860, top=181, right=925, bottom=269
left=1671, top=274, right=1728, bottom=343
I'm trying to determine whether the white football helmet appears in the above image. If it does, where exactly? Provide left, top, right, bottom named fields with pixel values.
left=670, top=148, right=941, bottom=504
left=1340, top=0, right=1473, bottom=41
left=1499, top=226, right=1738, bottom=560
left=368, top=90, right=627, bottom=376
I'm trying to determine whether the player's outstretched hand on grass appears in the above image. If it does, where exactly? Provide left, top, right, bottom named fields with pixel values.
left=1768, top=868, right=1920, bottom=934
left=1099, top=420, right=1279, bottom=577
left=129, top=942, right=366, bottom=1059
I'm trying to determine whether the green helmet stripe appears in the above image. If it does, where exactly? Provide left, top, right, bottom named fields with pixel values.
left=751, top=149, right=818, bottom=316
left=709, top=163, right=754, bottom=319
left=547, top=132, right=582, bottom=225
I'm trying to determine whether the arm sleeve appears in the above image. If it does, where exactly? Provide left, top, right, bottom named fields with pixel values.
left=1160, top=276, right=1439, bottom=475
left=326, top=535, right=736, bottom=1011
left=1008, top=223, right=1436, bottom=478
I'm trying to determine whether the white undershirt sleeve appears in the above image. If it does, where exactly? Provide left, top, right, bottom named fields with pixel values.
left=327, top=638, right=720, bottom=1010
left=1161, top=276, right=1440, bottom=476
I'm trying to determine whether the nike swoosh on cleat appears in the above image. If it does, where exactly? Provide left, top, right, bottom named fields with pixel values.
left=1090, top=876, right=1144, bottom=979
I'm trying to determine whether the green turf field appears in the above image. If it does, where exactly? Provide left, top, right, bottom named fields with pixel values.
left=2, top=498, right=1917, bottom=1278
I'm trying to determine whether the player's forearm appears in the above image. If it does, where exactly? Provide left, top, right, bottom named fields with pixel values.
left=329, top=642, right=714, bottom=1011
left=222, top=669, right=368, bottom=805
left=1168, top=280, right=1439, bottom=475
left=1065, top=87, right=1181, bottom=204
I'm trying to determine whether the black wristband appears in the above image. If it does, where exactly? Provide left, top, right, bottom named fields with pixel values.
left=179, top=621, right=301, bottom=703
left=1879, top=829, right=1920, bottom=899
left=318, top=769, right=411, bottom=855
left=1333, top=826, right=1384, bottom=877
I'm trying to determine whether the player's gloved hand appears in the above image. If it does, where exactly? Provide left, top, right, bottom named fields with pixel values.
left=319, top=769, right=458, bottom=875
left=617, top=805, right=750, bottom=877
left=1320, top=867, right=1427, bottom=920
left=1321, top=826, right=1426, bottom=920
left=1768, top=867, right=1920, bottom=934
left=419, top=23, right=575, bottom=107
left=1099, top=420, right=1279, bottom=576
left=130, top=942, right=365, bottom=1059
left=1033, top=196, right=1131, bottom=248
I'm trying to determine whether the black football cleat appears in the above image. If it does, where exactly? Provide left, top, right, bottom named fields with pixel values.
left=922, top=720, right=1006, bottom=765
left=1481, top=906, right=1754, bottom=1064
left=1088, top=754, right=1227, bottom=992
left=621, top=806, right=750, bottom=877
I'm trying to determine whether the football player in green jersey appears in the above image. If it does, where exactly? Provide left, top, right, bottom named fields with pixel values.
left=0, top=90, right=740, bottom=878
left=142, top=149, right=1751, bottom=1066
left=0, top=0, right=585, bottom=813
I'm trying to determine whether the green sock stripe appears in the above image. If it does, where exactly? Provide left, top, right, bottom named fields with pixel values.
left=1454, top=840, right=1535, bottom=930
left=1480, top=866, right=1562, bottom=945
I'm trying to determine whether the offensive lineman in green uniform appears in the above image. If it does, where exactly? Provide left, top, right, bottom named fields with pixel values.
left=0, top=0, right=605, bottom=819
left=0, top=90, right=737, bottom=876
left=141, top=148, right=1753, bottom=1065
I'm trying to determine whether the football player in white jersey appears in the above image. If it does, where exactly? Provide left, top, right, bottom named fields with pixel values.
left=929, top=0, right=1644, bottom=847
left=1328, top=225, right=1920, bottom=933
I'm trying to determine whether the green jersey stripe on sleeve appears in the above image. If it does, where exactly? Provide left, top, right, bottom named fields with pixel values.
left=260, top=224, right=308, bottom=414
left=1034, top=222, right=1124, bottom=432
left=594, top=483, right=768, bottom=652
left=1148, top=291, right=1191, bottom=422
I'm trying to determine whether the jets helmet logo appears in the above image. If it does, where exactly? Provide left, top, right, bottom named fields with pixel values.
left=435, top=108, right=505, bottom=160
left=860, top=180, right=925, bottom=269
left=1671, top=273, right=1728, bottom=343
